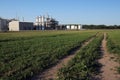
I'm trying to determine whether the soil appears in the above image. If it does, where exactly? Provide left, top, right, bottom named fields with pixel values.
left=31, top=37, right=94, bottom=80
left=94, top=33, right=120, bottom=80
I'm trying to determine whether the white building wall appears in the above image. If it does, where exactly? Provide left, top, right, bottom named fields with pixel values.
left=66, top=24, right=82, bottom=30
left=9, top=21, right=33, bottom=31
left=39, top=16, right=42, bottom=26
left=9, top=21, right=19, bottom=31
left=35, top=16, right=39, bottom=26
left=71, top=25, right=75, bottom=29
left=78, top=25, right=82, bottom=29
left=66, top=25, right=70, bottom=29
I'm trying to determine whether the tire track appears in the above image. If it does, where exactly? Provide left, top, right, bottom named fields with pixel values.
left=95, top=33, right=120, bottom=80
left=31, top=36, right=95, bottom=80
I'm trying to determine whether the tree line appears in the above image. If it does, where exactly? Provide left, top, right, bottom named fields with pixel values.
left=83, top=25, right=120, bottom=29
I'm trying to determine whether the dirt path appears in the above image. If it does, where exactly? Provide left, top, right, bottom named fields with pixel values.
left=96, top=33, right=120, bottom=80
left=32, top=37, right=94, bottom=80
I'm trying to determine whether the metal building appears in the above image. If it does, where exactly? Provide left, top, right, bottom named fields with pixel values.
left=66, top=24, right=82, bottom=30
left=9, top=20, right=33, bottom=31
left=0, top=18, right=9, bottom=31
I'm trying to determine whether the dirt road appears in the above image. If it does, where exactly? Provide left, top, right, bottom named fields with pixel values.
left=96, top=33, right=120, bottom=80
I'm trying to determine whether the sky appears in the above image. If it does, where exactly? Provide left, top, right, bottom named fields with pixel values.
left=0, top=0, right=120, bottom=25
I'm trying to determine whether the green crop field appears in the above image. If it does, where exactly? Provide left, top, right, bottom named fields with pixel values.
left=0, top=30, right=97, bottom=80
left=107, top=30, right=120, bottom=54
left=106, top=30, right=120, bottom=73
left=58, top=33, right=103, bottom=80
left=0, top=30, right=120, bottom=80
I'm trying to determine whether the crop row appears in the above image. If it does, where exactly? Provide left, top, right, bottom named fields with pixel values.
left=57, top=33, right=103, bottom=80
left=0, top=31, right=96, bottom=80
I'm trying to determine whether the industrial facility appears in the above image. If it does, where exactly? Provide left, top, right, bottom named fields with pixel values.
left=34, top=15, right=82, bottom=30
left=0, top=14, right=82, bottom=32
left=35, top=15, right=59, bottom=30
left=9, top=20, right=33, bottom=31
